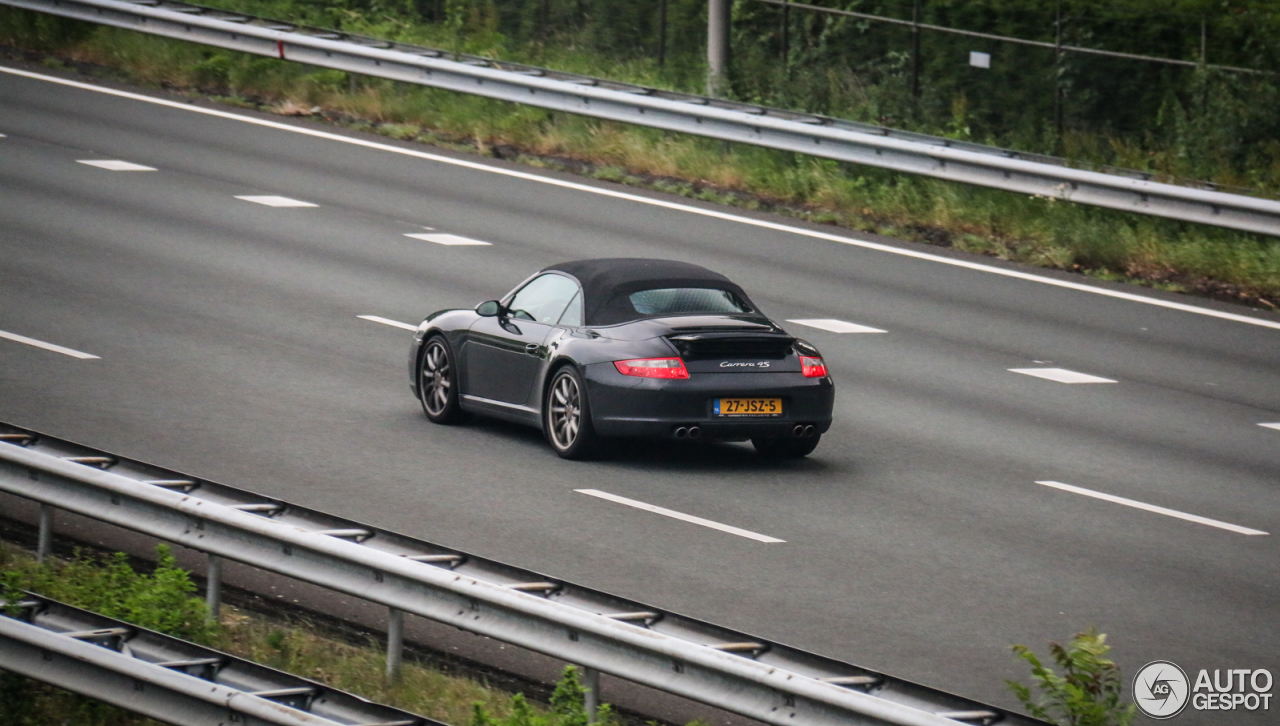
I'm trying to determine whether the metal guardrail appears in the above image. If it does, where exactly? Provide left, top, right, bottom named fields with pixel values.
left=3, top=0, right=1279, bottom=237
left=0, top=424, right=1038, bottom=726
left=0, top=593, right=441, bottom=726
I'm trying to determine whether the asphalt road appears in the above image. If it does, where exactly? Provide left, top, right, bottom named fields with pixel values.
left=2, top=63, right=1279, bottom=724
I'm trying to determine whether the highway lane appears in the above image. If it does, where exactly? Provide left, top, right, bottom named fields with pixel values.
left=2, top=64, right=1279, bottom=723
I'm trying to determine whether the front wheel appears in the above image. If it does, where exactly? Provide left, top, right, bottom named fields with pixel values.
left=752, top=433, right=821, bottom=459
left=418, top=336, right=465, bottom=424
left=544, top=366, right=603, bottom=460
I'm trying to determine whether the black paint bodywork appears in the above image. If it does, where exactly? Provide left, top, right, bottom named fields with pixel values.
left=408, top=261, right=835, bottom=441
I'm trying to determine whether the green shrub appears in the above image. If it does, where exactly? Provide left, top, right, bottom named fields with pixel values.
left=470, top=666, right=614, bottom=726
left=0, top=544, right=209, bottom=726
left=191, top=52, right=233, bottom=88
left=1008, top=628, right=1136, bottom=726
left=1, top=544, right=215, bottom=644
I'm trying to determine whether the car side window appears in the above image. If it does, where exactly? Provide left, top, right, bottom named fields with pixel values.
left=557, top=290, right=583, bottom=327
left=507, top=274, right=580, bottom=325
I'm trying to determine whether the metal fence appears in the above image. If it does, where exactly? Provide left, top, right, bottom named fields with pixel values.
left=0, top=423, right=1037, bottom=726
left=0, top=593, right=441, bottom=726
left=2, top=0, right=1279, bottom=237
left=758, top=0, right=1269, bottom=75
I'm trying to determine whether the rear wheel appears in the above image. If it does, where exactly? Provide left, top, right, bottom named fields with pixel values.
left=752, top=434, right=821, bottom=459
left=544, top=366, right=603, bottom=460
left=418, top=336, right=464, bottom=424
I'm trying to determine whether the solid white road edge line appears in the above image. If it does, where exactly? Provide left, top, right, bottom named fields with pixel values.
left=1036, top=480, right=1268, bottom=536
left=0, top=330, right=99, bottom=359
left=357, top=315, right=418, bottom=331
left=575, top=489, right=785, bottom=543
left=6, top=65, right=1279, bottom=331
left=1259, top=423, right=1280, bottom=431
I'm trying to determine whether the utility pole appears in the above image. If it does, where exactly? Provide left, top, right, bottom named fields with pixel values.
left=1200, top=14, right=1206, bottom=67
left=1053, top=0, right=1063, bottom=144
left=1199, top=14, right=1208, bottom=114
left=781, top=0, right=790, bottom=67
left=911, top=0, right=921, bottom=98
left=659, top=0, right=668, bottom=67
left=707, top=0, right=731, bottom=96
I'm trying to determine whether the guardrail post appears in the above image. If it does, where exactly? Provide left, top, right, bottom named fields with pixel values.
left=582, top=666, right=600, bottom=723
left=205, top=554, right=222, bottom=621
left=386, top=607, right=404, bottom=679
left=36, top=504, right=53, bottom=563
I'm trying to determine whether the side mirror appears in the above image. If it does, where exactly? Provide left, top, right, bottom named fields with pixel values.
left=476, top=300, right=503, bottom=317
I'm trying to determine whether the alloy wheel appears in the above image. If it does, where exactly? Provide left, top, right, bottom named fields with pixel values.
left=548, top=373, right=581, bottom=450
left=421, top=340, right=452, bottom=417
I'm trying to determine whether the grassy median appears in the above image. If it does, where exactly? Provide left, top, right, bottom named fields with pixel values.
left=1, top=6, right=1278, bottom=306
left=0, top=541, right=615, bottom=726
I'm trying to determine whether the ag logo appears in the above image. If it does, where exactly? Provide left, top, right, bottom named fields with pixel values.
left=1134, top=660, right=1190, bottom=719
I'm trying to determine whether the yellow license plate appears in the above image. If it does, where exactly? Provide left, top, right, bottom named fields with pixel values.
left=714, top=398, right=782, bottom=417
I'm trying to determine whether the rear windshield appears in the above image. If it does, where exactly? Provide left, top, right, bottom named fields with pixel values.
left=628, top=288, right=751, bottom=316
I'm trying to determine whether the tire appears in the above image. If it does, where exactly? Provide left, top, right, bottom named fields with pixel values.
left=418, top=336, right=464, bottom=424
left=752, top=433, right=821, bottom=459
left=544, top=366, right=603, bottom=460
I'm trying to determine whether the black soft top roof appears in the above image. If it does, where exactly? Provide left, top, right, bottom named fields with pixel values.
left=542, top=258, right=760, bottom=326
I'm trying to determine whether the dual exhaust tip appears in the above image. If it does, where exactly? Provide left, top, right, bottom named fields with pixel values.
left=792, top=424, right=817, bottom=438
left=672, top=424, right=816, bottom=439
left=673, top=426, right=702, bottom=440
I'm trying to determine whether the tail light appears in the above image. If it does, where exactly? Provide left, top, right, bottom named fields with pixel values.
left=800, top=356, right=828, bottom=378
left=614, top=357, right=690, bottom=379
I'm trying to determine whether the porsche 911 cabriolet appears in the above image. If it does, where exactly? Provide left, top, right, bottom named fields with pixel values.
left=409, top=258, right=834, bottom=459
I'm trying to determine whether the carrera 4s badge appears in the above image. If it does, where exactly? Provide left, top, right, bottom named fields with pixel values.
left=720, top=361, right=771, bottom=368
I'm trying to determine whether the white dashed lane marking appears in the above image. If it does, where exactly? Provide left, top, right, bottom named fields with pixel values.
left=1037, top=481, right=1268, bottom=536
left=1260, top=423, right=1280, bottom=431
left=575, top=489, right=785, bottom=543
left=405, top=233, right=492, bottom=246
left=77, top=160, right=156, bottom=171
left=1009, top=368, right=1116, bottom=384
left=787, top=319, right=886, bottom=334
left=235, top=195, right=318, bottom=207
left=0, top=329, right=99, bottom=359
left=358, top=315, right=417, bottom=331
left=9, top=65, right=1280, bottom=331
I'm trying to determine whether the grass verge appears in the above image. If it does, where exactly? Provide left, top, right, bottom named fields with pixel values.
left=1, top=7, right=1278, bottom=308
left=0, top=541, right=618, bottom=726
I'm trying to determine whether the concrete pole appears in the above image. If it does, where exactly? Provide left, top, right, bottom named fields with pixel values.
left=707, top=0, right=731, bottom=97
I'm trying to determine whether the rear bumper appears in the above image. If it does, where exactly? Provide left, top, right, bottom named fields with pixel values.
left=583, top=363, right=834, bottom=439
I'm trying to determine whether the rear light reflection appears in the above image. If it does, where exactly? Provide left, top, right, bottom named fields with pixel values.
left=614, top=357, right=690, bottom=379
left=800, top=356, right=828, bottom=378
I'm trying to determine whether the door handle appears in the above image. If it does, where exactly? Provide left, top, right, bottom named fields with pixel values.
left=525, top=343, right=540, bottom=355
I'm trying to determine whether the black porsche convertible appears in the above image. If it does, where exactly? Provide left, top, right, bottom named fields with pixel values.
left=408, top=258, right=834, bottom=459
